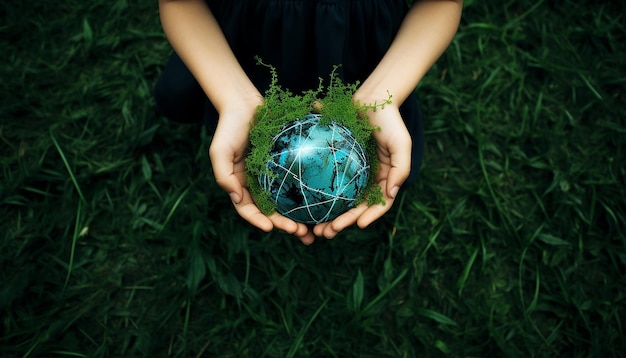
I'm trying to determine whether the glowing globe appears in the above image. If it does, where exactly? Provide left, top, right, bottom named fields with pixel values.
left=259, top=114, right=370, bottom=224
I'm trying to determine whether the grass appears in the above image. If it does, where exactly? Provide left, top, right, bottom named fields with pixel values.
left=1, top=0, right=625, bottom=356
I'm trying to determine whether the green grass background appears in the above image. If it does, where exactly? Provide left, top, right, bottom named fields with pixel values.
left=2, top=0, right=625, bottom=357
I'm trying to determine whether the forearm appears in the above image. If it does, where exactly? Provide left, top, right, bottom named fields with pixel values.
left=355, top=0, right=463, bottom=106
left=158, top=0, right=262, bottom=115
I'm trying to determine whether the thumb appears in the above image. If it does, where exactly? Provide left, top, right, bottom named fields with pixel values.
left=386, top=145, right=411, bottom=199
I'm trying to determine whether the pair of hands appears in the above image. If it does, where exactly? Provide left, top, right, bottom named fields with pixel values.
left=208, top=99, right=412, bottom=245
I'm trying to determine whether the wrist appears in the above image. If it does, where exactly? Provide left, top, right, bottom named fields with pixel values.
left=352, top=86, right=398, bottom=118
left=353, top=86, right=392, bottom=108
left=216, top=91, right=264, bottom=121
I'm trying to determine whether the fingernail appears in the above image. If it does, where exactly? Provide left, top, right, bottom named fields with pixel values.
left=229, top=192, right=241, bottom=204
left=390, top=186, right=399, bottom=199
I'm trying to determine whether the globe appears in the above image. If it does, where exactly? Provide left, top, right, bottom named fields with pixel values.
left=259, top=114, right=370, bottom=224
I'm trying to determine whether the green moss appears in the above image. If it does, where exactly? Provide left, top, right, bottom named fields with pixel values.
left=246, top=59, right=389, bottom=216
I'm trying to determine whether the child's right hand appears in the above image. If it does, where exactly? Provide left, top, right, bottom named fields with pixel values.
left=208, top=101, right=316, bottom=245
left=160, top=0, right=316, bottom=244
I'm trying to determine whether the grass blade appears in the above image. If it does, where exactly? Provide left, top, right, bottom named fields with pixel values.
left=286, top=297, right=330, bottom=358
left=50, top=129, right=86, bottom=203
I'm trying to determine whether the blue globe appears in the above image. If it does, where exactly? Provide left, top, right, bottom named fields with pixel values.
left=259, top=114, right=370, bottom=224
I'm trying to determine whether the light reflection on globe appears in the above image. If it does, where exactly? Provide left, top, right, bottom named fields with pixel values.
left=259, top=114, right=370, bottom=224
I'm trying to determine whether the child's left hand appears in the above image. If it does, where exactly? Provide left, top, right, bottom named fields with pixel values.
left=312, top=104, right=412, bottom=239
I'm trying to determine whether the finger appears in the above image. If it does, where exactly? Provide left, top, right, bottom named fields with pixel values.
left=314, top=204, right=368, bottom=239
left=312, top=222, right=329, bottom=237
left=297, top=230, right=316, bottom=245
left=232, top=190, right=274, bottom=232
left=385, top=143, right=412, bottom=199
left=356, top=200, right=394, bottom=229
left=209, top=146, right=245, bottom=204
left=330, top=204, right=367, bottom=232
left=354, top=182, right=397, bottom=228
left=270, top=214, right=315, bottom=244
left=311, top=100, right=323, bottom=113
left=294, top=223, right=311, bottom=237
left=267, top=212, right=300, bottom=235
